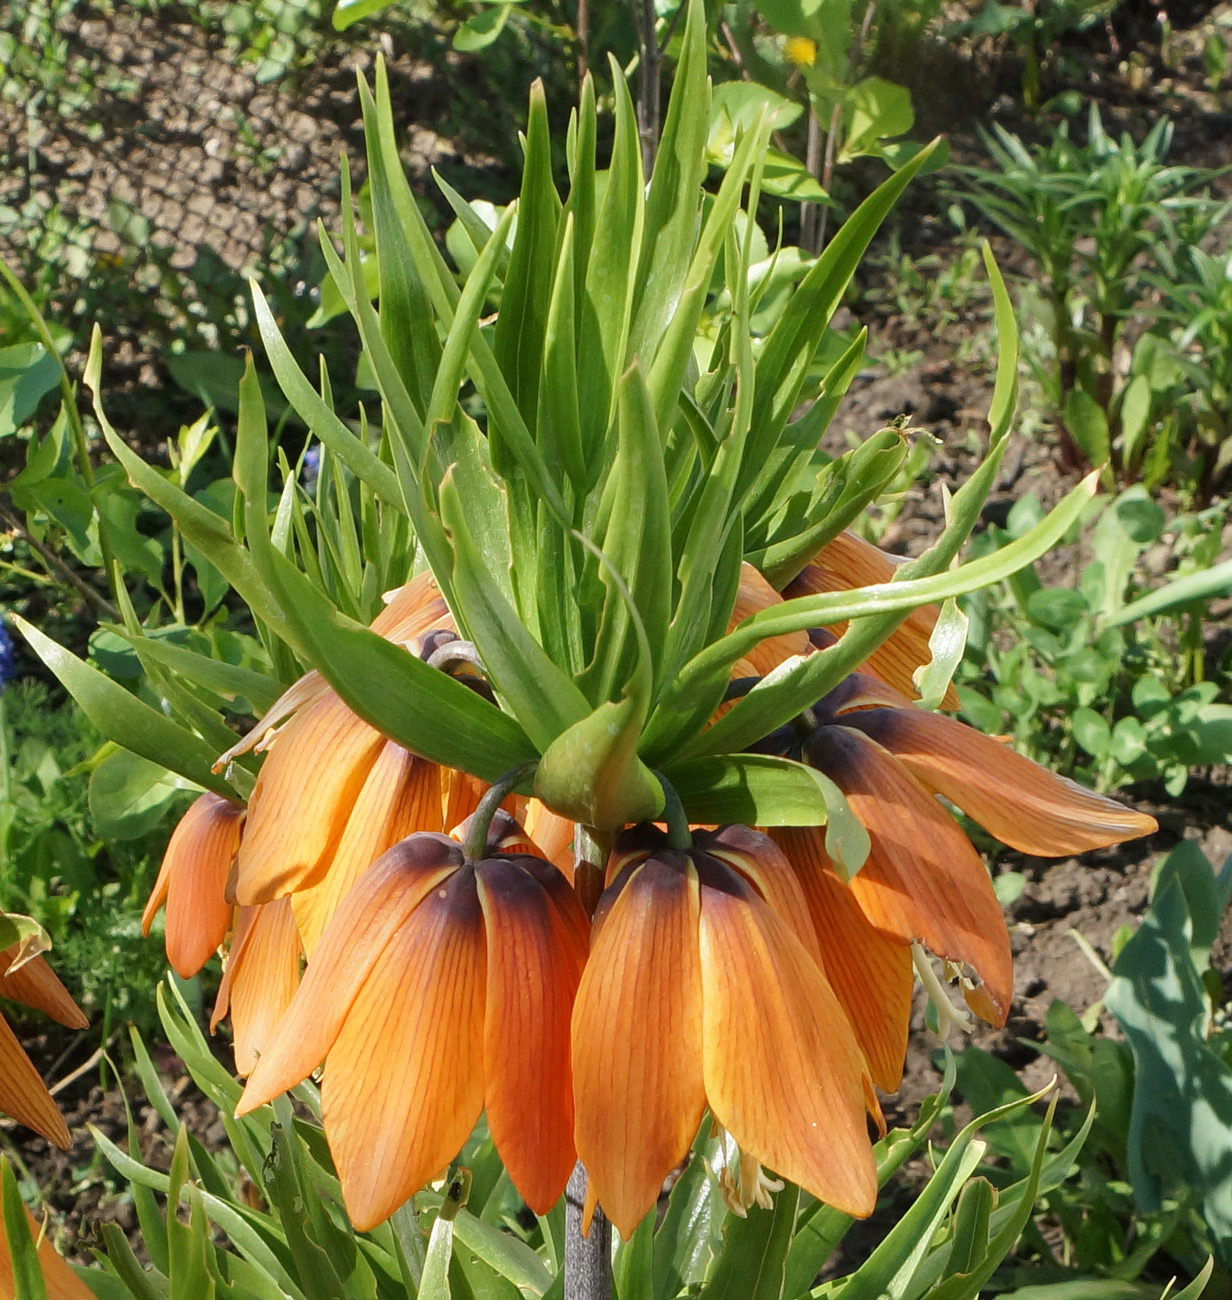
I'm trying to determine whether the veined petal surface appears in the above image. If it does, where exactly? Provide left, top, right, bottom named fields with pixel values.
left=232, top=692, right=385, bottom=904
left=697, top=860, right=876, bottom=1218
left=700, top=826, right=822, bottom=964
left=807, top=725, right=1013, bottom=1024
left=840, top=706, right=1158, bottom=855
left=0, top=953, right=86, bottom=1031
left=215, top=898, right=302, bottom=1077
left=292, top=746, right=444, bottom=956
left=143, top=791, right=243, bottom=978
left=772, top=826, right=912, bottom=1092
left=572, top=855, right=706, bottom=1239
left=239, top=836, right=460, bottom=1107
left=477, top=858, right=584, bottom=1213
left=322, top=867, right=487, bottom=1231
left=0, top=1014, right=69, bottom=1148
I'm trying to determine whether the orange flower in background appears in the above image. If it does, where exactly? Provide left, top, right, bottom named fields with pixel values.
left=770, top=670, right=1157, bottom=1086
left=571, top=823, right=876, bottom=1239
left=0, top=946, right=86, bottom=1150
left=141, top=791, right=244, bottom=979
left=236, top=819, right=588, bottom=1230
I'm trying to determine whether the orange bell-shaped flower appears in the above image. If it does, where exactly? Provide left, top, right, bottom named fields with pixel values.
left=236, top=819, right=588, bottom=1230
left=571, top=823, right=876, bottom=1239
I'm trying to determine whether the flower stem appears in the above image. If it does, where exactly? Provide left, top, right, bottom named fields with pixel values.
left=565, top=1161, right=611, bottom=1300
left=464, top=761, right=538, bottom=861
left=654, top=772, right=692, bottom=850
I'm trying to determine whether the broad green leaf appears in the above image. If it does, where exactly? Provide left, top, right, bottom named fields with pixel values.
left=452, top=1211, right=552, bottom=1296
left=332, top=0, right=393, bottom=28
left=1, top=1157, right=48, bottom=1300
left=453, top=5, right=510, bottom=51
left=88, top=749, right=192, bottom=841
left=440, top=473, right=588, bottom=751
left=1104, top=556, right=1232, bottom=626
left=492, top=79, right=561, bottom=443
left=1064, top=386, right=1111, bottom=468
left=698, top=1183, right=798, bottom=1300
left=665, top=753, right=842, bottom=827
left=1108, top=854, right=1232, bottom=1241
left=0, top=341, right=59, bottom=437
left=13, top=616, right=234, bottom=798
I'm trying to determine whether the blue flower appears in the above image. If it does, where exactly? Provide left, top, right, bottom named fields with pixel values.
left=0, top=617, right=15, bottom=689
left=301, top=445, right=321, bottom=493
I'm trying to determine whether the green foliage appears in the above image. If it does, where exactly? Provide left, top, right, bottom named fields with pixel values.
left=956, top=488, right=1232, bottom=796
left=957, top=105, right=1232, bottom=501
left=946, top=843, right=1232, bottom=1289
left=43, top=979, right=1131, bottom=1300
left=946, top=0, right=1119, bottom=111
left=0, top=681, right=172, bottom=1028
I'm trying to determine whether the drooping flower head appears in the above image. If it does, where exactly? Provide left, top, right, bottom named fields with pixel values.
left=571, top=822, right=877, bottom=1239
left=237, top=813, right=589, bottom=1230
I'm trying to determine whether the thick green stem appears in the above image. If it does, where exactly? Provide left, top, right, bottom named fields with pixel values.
left=654, top=771, right=692, bottom=850
left=464, top=761, right=538, bottom=861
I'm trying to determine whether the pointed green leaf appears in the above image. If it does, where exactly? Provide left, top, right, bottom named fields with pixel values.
left=13, top=616, right=234, bottom=798
left=440, top=473, right=588, bottom=751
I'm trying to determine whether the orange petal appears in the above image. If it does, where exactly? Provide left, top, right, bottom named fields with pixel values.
left=787, top=531, right=959, bottom=710
left=523, top=799, right=576, bottom=879
left=213, top=670, right=331, bottom=770
left=237, top=836, right=461, bottom=1108
left=232, top=692, right=386, bottom=904
left=772, top=827, right=913, bottom=1093
left=699, top=825, right=822, bottom=964
left=214, top=899, right=302, bottom=1077
left=292, top=746, right=444, bottom=957
left=729, top=563, right=810, bottom=676
left=807, top=725, right=1012, bottom=1024
left=321, top=868, right=487, bottom=1230
left=143, top=792, right=244, bottom=978
left=443, top=769, right=487, bottom=832
left=370, top=570, right=453, bottom=644
left=0, top=1015, right=69, bottom=1149
left=840, top=707, right=1158, bottom=856
left=572, top=855, right=706, bottom=1239
left=0, top=954, right=87, bottom=1031
left=697, top=859, right=876, bottom=1217
left=0, top=1204, right=95, bottom=1300
left=477, top=859, right=583, bottom=1213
